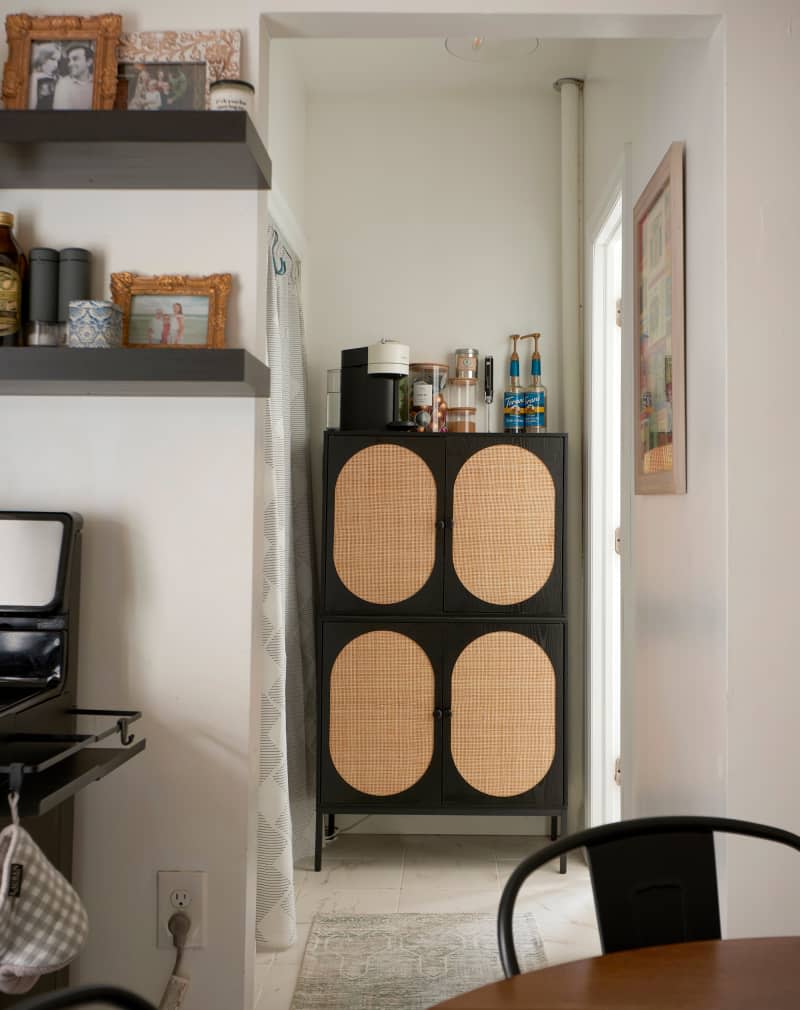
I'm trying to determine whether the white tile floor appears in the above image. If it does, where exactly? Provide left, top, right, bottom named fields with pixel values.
left=254, top=834, right=601, bottom=1010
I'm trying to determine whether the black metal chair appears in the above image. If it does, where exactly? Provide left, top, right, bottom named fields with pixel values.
left=12, top=986, right=157, bottom=1010
left=498, top=815, right=800, bottom=977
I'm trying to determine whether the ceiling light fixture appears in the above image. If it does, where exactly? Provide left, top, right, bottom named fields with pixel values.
left=444, top=37, right=540, bottom=64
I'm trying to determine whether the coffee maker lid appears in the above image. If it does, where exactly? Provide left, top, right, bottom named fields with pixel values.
left=0, top=513, right=82, bottom=614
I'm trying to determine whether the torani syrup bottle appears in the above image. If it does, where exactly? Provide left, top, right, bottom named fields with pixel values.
left=0, top=212, right=26, bottom=347
left=524, top=332, right=547, bottom=432
left=503, top=334, right=525, bottom=433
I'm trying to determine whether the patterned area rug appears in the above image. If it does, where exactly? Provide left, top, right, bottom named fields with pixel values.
left=290, top=912, right=546, bottom=1010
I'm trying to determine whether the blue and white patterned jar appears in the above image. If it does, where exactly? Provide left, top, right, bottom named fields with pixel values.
left=66, top=300, right=123, bottom=348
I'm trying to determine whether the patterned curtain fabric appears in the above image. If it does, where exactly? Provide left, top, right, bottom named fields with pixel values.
left=256, top=225, right=317, bottom=949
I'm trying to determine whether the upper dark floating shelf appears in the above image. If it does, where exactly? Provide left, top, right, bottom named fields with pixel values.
left=0, top=110, right=271, bottom=189
left=0, top=347, right=270, bottom=398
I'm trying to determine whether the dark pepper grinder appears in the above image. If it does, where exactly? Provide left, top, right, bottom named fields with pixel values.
left=27, top=247, right=60, bottom=346
left=58, top=247, right=90, bottom=342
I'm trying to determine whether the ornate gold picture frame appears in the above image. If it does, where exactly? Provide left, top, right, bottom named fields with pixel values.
left=633, top=141, right=686, bottom=494
left=110, top=272, right=232, bottom=348
left=2, top=13, right=122, bottom=110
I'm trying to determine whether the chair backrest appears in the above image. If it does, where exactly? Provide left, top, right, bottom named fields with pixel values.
left=13, top=985, right=157, bottom=1010
left=497, top=815, right=800, bottom=977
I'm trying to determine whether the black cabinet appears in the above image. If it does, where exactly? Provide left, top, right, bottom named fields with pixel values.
left=322, top=432, right=565, bottom=617
left=317, top=432, right=568, bottom=870
left=320, top=620, right=565, bottom=815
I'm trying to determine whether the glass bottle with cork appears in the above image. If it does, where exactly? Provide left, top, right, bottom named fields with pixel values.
left=524, top=332, right=547, bottom=433
left=0, top=212, right=26, bottom=347
left=503, top=334, right=525, bottom=433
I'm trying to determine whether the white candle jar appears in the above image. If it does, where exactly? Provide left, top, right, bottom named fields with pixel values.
left=209, top=79, right=255, bottom=118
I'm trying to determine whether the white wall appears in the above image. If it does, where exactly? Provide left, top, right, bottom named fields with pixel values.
left=305, top=90, right=562, bottom=457
left=585, top=10, right=800, bottom=939
left=266, top=38, right=309, bottom=243
left=724, top=5, right=800, bottom=937
left=303, top=84, right=579, bottom=832
left=584, top=34, right=727, bottom=819
left=1, top=2, right=268, bottom=1007
left=1, top=400, right=261, bottom=1008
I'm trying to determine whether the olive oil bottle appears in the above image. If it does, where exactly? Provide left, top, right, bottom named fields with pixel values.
left=0, top=212, right=26, bottom=347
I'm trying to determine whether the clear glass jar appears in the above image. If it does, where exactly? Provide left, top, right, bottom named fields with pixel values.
left=449, top=378, right=477, bottom=410
left=449, top=407, right=477, bottom=433
left=410, top=362, right=448, bottom=432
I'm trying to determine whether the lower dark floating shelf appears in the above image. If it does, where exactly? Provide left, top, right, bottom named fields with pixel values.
left=0, top=347, right=270, bottom=398
left=4, top=741, right=146, bottom=818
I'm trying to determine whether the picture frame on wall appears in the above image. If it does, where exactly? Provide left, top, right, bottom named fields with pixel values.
left=115, top=29, right=242, bottom=110
left=110, top=272, right=232, bottom=348
left=2, top=13, right=122, bottom=110
left=633, top=141, right=686, bottom=494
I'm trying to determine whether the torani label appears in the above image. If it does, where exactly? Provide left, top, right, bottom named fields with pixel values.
left=525, top=390, right=546, bottom=431
left=503, top=391, right=525, bottom=432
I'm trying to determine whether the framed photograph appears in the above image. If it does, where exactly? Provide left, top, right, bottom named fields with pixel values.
left=115, top=30, right=242, bottom=111
left=2, top=13, right=122, bottom=110
left=110, top=272, right=232, bottom=348
left=634, top=141, right=686, bottom=495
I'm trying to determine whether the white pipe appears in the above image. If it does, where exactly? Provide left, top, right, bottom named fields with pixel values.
left=554, top=76, right=584, bottom=831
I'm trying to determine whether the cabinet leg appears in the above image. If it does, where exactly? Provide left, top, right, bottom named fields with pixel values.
left=559, top=852, right=568, bottom=875
left=549, top=815, right=558, bottom=842
left=314, top=811, right=323, bottom=872
left=325, top=814, right=336, bottom=840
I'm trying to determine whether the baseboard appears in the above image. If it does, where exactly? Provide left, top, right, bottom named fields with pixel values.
left=334, top=814, right=556, bottom=835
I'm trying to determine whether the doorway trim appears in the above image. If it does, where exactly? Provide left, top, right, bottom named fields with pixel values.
left=585, top=161, right=624, bottom=828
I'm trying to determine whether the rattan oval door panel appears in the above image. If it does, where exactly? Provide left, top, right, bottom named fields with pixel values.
left=451, top=444, right=555, bottom=607
left=329, top=630, right=435, bottom=797
left=332, top=443, right=437, bottom=606
left=450, top=630, right=556, bottom=797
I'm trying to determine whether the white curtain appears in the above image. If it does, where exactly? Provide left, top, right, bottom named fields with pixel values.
left=256, top=225, right=317, bottom=949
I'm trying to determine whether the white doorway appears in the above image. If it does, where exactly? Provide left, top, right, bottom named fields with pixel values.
left=587, top=188, right=623, bottom=827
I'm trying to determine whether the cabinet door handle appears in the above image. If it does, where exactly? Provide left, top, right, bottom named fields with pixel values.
left=433, top=708, right=443, bottom=720
left=435, top=520, right=445, bottom=529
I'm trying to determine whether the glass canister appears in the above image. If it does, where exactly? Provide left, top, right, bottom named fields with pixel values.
left=449, top=378, right=477, bottom=410
left=454, top=347, right=479, bottom=379
left=410, top=362, right=448, bottom=432
left=449, top=407, right=477, bottom=433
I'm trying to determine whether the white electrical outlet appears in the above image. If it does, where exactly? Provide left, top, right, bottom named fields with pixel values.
left=157, top=870, right=207, bottom=949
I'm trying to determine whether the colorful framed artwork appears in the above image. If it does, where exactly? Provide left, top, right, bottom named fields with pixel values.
left=114, top=29, right=242, bottom=110
left=2, top=13, right=122, bottom=110
left=634, top=141, right=686, bottom=494
left=110, top=272, right=232, bottom=348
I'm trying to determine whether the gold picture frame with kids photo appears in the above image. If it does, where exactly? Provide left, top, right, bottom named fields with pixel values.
left=110, top=272, right=232, bottom=348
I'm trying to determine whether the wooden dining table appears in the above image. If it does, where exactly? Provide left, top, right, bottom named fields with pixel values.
left=432, top=937, right=800, bottom=1009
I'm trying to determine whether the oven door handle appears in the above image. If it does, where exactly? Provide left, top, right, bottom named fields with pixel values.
left=0, top=673, right=60, bottom=688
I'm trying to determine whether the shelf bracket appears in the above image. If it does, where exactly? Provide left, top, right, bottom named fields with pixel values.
left=8, top=762, right=24, bottom=796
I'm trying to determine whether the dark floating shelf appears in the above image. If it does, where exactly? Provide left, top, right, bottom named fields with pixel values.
left=9, top=742, right=146, bottom=818
left=0, top=110, right=271, bottom=189
left=0, top=347, right=270, bottom=398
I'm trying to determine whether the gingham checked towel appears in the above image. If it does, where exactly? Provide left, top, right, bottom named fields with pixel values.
left=0, top=803, right=89, bottom=994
